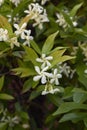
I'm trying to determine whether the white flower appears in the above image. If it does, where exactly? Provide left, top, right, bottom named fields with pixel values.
left=9, top=37, right=20, bottom=49
left=56, top=13, right=77, bottom=29
left=33, top=9, right=49, bottom=29
left=56, top=13, right=68, bottom=29
left=24, top=3, right=43, bottom=17
left=50, top=69, right=62, bottom=85
left=42, top=84, right=60, bottom=95
left=24, top=3, right=49, bottom=29
left=14, top=23, right=27, bottom=37
left=0, top=28, right=8, bottom=41
left=59, top=63, right=71, bottom=77
left=21, top=30, right=33, bottom=46
left=33, top=66, right=52, bottom=84
left=36, top=54, right=53, bottom=69
left=0, top=0, right=4, bottom=6
left=10, top=0, right=21, bottom=6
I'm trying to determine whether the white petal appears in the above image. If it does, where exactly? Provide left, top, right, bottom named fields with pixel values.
left=14, top=24, right=19, bottom=30
left=35, top=66, right=40, bottom=74
left=42, top=90, right=49, bottom=95
left=41, top=75, right=47, bottom=84
left=55, top=78, right=59, bottom=85
left=57, top=74, right=62, bottom=78
left=46, top=56, right=53, bottom=60
left=50, top=79, right=55, bottom=84
left=54, top=69, right=57, bottom=75
left=36, top=58, right=43, bottom=62
left=21, top=23, right=27, bottom=29
left=33, top=75, right=41, bottom=81
left=42, top=66, right=48, bottom=72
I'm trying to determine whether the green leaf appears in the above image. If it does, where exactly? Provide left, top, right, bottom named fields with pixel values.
left=70, top=3, right=83, bottom=17
left=53, top=102, right=87, bottom=116
left=0, top=93, right=14, bottom=100
left=50, top=49, right=66, bottom=67
left=50, top=49, right=74, bottom=68
left=12, top=67, right=36, bottom=77
left=22, top=78, right=39, bottom=93
left=63, top=86, right=73, bottom=99
left=73, top=92, right=87, bottom=103
left=0, top=76, right=4, bottom=91
left=0, top=15, right=13, bottom=37
left=84, top=118, right=87, bottom=128
left=59, top=112, right=87, bottom=123
left=23, top=46, right=39, bottom=65
left=76, top=63, right=87, bottom=89
left=30, top=40, right=41, bottom=55
left=42, top=31, right=59, bottom=54
left=29, top=91, right=41, bottom=100
left=19, top=111, right=29, bottom=120
left=0, top=123, right=7, bottom=130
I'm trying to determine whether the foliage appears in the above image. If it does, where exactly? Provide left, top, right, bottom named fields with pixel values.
left=0, top=0, right=87, bottom=130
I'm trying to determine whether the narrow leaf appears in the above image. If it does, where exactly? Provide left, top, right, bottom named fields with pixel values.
left=42, top=31, right=59, bottom=54
left=53, top=102, right=87, bottom=116
left=23, top=46, right=39, bottom=65
left=12, top=67, right=36, bottom=77
left=0, top=76, right=4, bottom=91
left=30, top=40, right=41, bottom=55
left=70, top=3, right=83, bottom=17
left=60, top=112, right=87, bottom=123
left=0, top=93, right=14, bottom=100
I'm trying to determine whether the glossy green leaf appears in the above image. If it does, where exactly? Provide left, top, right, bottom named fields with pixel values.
left=73, top=92, right=87, bottom=103
left=53, top=102, right=87, bottom=116
left=0, top=15, right=13, bottom=36
left=12, top=67, right=36, bottom=77
left=30, top=40, right=41, bottom=55
left=22, top=78, right=39, bottom=93
left=42, top=31, right=59, bottom=54
left=0, top=76, right=4, bottom=91
left=70, top=3, right=83, bottom=17
left=59, top=112, right=87, bottom=123
left=23, top=46, right=39, bottom=65
left=0, top=123, right=7, bottom=130
left=0, top=93, right=14, bottom=100
left=50, top=49, right=74, bottom=67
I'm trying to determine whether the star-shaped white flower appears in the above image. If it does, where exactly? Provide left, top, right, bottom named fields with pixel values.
left=24, top=3, right=49, bottom=29
left=21, top=30, right=33, bottom=46
left=42, top=84, right=60, bottom=95
left=0, top=28, right=8, bottom=41
left=59, top=63, right=71, bottom=77
left=14, top=23, right=27, bottom=37
left=36, top=54, right=53, bottom=69
left=33, top=66, right=52, bottom=84
left=50, top=68, right=62, bottom=85
left=9, top=37, right=20, bottom=49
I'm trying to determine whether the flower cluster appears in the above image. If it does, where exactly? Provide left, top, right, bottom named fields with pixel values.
left=14, top=22, right=33, bottom=46
left=56, top=12, right=77, bottom=29
left=58, top=63, right=76, bottom=79
left=33, top=54, right=62, bottom=95
left=24, top=3, right=49, bottom=29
